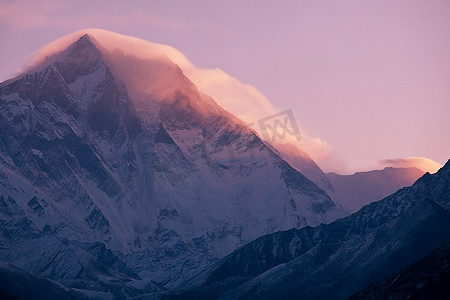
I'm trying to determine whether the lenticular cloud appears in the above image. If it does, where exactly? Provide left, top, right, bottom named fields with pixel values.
left=23, top=28, right=333, bottom=166
left=25, top=28, right=276, bottom=121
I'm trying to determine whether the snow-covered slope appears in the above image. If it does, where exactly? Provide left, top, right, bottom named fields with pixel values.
left=171, top=160, right=450, bottom=300
left=0, top=32, right=344, bottom=295
left=272, top=143, right=334, bottom=196
left=328, top=167, right=425, bottom=212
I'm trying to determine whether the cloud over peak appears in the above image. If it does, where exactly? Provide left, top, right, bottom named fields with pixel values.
left=377, top=157, right=442, bottom=174
left=24, top=28, right=334, bottom=170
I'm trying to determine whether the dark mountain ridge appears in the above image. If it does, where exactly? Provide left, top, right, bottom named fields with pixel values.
left=167, top=160, right=450, bottom=299
left=350, top=242, right=450, bottom=299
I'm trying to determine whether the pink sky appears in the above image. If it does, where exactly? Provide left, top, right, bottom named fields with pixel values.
left=0, top=0, right=449, bottom=174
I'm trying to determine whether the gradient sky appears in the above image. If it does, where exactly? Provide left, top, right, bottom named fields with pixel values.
left=1, top=0, right=449, bottom=173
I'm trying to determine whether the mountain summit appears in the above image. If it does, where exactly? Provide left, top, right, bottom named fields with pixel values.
left=0, top=31, right=343, bottom=296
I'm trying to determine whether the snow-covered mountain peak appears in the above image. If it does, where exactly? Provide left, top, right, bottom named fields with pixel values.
left=0, top=29, right=447, bottom=299
left=27, top=31, right=225, bottom=124
left=26, top=29, right=192, bottom=73
left=21, top=29, right=281, bottom=133
left=0, top=30, right=345, bottom=292
left=101, top=44, right=200, bottom=106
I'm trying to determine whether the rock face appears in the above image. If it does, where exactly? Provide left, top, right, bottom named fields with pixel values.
left=172, top=161, right=450, bottom=300
left=0, top=33, right=344, bottom=296
left=328, top=167, right=425, bottom=212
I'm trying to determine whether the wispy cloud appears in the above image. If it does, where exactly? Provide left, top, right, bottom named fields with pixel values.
left=377, top=157, right=442, bottom=173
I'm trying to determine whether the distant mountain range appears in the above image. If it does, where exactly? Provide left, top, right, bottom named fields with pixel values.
left=327, top=166, right=425, bottom=212
left=274, top=142, right=425, bottom=213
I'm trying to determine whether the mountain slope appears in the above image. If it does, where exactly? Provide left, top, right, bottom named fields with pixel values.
left=0, top=263, right=92, bottom=300
left=0, top=31, right=344, bottom=294
left=170, top=160, right=450, bottom=299
left=273, top=142, right=334, bottom=197
left=350, top=242, right=450, bottom=299
left=328, top=167, right=424, bottom=212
